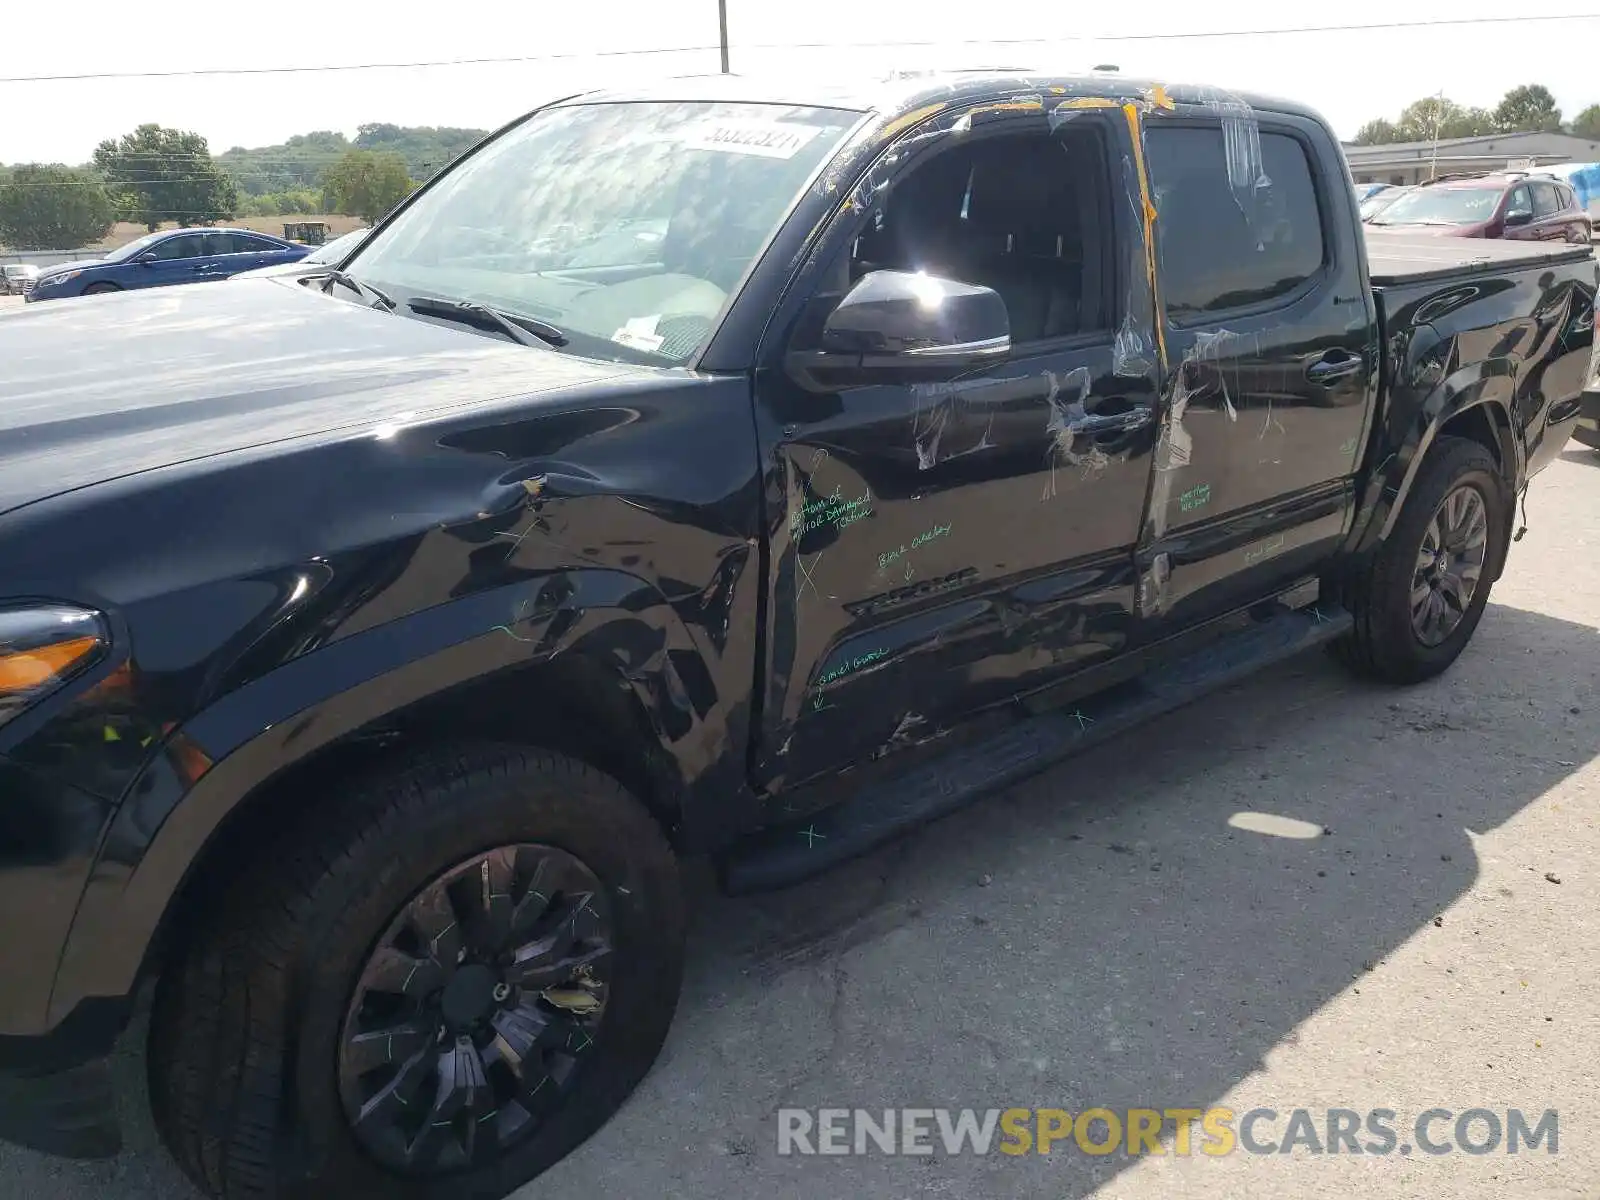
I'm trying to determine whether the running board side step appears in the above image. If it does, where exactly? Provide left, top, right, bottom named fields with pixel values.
left=718, top=601, right=1352, bottom=895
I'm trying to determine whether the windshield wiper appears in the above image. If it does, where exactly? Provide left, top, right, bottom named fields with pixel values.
left=316, top=269, right=396, bottom=311
left=407, top=295, right=568, bottom=348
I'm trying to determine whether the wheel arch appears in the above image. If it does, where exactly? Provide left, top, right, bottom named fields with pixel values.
left=49, top=574, right=734, bottom=1028
left=1349, top=345, right=1522, bottom=571
left=141, top=654, right=677, bottom=1006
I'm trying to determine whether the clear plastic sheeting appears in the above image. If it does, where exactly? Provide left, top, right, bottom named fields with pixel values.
left=1048, top=95, right=1119, bottom=133
left=1145, top=339, right=1203, bottom=531
left=1114, top=144, right=1162, bottom=378
left=1041, top=366, right=1109, bottom=498
left=979, top=93, right=1045, bottom=114
left=1145, top=331, right=1243, bottom=536
left=1186, top=85, right=1273, bottom=228
left=838, top=108, right=977, bottom=211
left=1113, top=316, right=1155, bottom=377
left=1190, top=329, right=1242, bottom=422
left=1137, top=551, right=1172, bottom=618
left=909, top=378, right=998, bottom=471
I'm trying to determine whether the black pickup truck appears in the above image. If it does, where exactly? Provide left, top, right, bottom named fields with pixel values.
left=0, top=72, right=1592, bottom=1198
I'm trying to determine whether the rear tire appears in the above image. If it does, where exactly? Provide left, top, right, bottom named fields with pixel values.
left=148, top=744, right=684, bottom=1199
left=1332, top=435, right=1508, bottom=684
left=82, top=282, right=120, bottom=295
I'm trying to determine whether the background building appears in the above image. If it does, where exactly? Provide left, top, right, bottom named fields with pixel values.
left=1343, top=130, right=1600, bottom=185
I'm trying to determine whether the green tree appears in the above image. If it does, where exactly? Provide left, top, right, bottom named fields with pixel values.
left=238, top=188, right=324, bottom=217
left=1353, top=118, right=1399, bottom=145
left=275, top=188, right=323, bottom=214
left=218, top=129, right=350, bottom=197
left=324, top=149, right=415, bottom=223
left=1392, top=96, right=1496, bottom=143
left=1450, top=107, right=1497, bottom=138
left=0, top=164, right=115, bottom=249
left=213, top=125, right=486, bottom=198
left=1572, top=104, right=1600, bottom=140
left=92, top=124, right=238, bottom=231
left=1494, top=84, right=1561, bottom=133
left=352, top=123, right=485, bottom=182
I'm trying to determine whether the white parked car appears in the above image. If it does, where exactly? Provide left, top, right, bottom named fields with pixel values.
left=1, top=264, right=39, bottom=296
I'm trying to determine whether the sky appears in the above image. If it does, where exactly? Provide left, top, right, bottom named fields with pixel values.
left=4, top=0, right=1600, bottom=163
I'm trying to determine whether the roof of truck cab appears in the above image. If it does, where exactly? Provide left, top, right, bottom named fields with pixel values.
left=549, top=70, right=1324, bottom=125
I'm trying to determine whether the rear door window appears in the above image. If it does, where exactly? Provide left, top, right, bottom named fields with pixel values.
left=1144, top=126, right=1326, bottom=319
left=1532, top=182, right=1563, bottom=217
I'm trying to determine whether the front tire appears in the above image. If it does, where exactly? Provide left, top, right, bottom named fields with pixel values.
left=148, top=745, right=684, bottom=1199
left=1333, top=435, right=1508, bottom=684
left=82, top=282, right=120, bottom=295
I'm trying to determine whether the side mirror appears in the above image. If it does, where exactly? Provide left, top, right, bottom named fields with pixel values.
left=1505, top=210, right=1534, bottom=228
left=822, top=269, right=1010, bottom=364
left=788, top=270, right=1010, bottom=389
left=136, top=251, right=159, bottom=264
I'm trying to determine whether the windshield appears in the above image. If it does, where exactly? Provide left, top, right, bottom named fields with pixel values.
left=1369, top=186, right=1503, bottom=226
left=1359, top=189, right=1408, bottom=220
left=103, top=231, right=168, bottom=262
left=305, top=228, right=368, bottom=265
left=348, top=100, right=858, bottom=365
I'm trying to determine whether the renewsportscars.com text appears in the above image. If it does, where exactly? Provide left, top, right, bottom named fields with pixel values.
left=777, top=1107, right=1558, bottom=1157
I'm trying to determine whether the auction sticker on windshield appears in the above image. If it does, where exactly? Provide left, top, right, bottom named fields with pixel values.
left=613, top=314, right=665, bottom=353
left=677, top=118, right=824, bottom=159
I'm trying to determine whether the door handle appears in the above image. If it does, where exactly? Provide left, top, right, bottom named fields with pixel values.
left=1079, top=407, right=1153, bottom=438
left=1305, top=354, right=1365, bottom=385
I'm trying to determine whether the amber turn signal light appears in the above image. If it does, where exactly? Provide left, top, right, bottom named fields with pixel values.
left=0, top=606, right=109, bottom=728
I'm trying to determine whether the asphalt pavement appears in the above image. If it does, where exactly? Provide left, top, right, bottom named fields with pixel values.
left=3, top=448, right=1598, bottom=1200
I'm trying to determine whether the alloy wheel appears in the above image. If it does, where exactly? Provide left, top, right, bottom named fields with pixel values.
left=1410, top=482, right=1490, bottom=647
left=337, top=844, right=614, bottom=1175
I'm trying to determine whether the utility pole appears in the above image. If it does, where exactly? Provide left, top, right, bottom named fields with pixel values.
left=1428, top=88, right=1443, bottom=182
left=718, top=0, right=730, bottom=73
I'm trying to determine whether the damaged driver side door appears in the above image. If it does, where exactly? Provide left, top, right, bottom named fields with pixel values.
left=749, top=103, right=1162, bottom=793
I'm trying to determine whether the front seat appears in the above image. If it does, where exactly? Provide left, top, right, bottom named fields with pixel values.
left=957, top=141, right=1083, bottom=343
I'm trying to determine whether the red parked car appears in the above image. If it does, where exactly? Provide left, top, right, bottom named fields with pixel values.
left=1366, top=172, right=1592, bottom=243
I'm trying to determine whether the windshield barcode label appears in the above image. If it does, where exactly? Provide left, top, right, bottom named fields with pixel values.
left=677, top=119, right=823, bottom=160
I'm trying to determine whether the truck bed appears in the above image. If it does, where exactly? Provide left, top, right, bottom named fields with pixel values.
left=1363, top=227, right=1595, bottom=286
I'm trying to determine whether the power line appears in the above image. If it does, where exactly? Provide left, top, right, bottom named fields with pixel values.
left=14, top=153, right=463, bottom=166
left=1, top=15, right=1597, bottom=84
left=0, top=43, right=720, bottom=84
left=3, top=171, right=433, bottom=186
left=844, top=12, right=1600, bottom=44
left=4, top=178, right=299, bottom=186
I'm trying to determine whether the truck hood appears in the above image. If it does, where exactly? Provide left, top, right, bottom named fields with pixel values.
left=0, top=277, right=642, bottom=516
